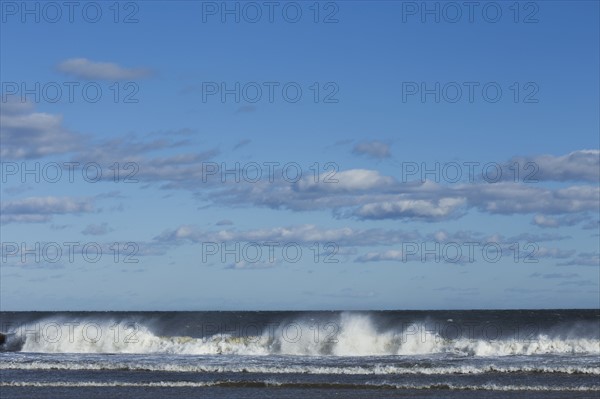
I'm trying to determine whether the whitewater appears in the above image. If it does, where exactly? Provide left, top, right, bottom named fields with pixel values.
left=1, top=310, right=599, bottom=399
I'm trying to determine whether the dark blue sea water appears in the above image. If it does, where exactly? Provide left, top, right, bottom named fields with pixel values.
left=1, top=310, right=598, bottom=398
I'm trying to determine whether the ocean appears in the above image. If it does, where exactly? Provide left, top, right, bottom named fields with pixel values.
left=0, top=310, right=598, bottom=398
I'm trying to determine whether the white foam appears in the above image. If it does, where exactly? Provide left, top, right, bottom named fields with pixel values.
left=0, top=381, right=217, bottom=388
left=1, top=360, right=598, bottom=375
left=9, top=314, right=600, bottom=357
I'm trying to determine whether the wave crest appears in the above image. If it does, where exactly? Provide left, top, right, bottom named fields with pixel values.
left=4, top=313, right=599, bottom=357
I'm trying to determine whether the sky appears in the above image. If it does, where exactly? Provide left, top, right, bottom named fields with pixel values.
left=0, top=0, right=598, bottom=310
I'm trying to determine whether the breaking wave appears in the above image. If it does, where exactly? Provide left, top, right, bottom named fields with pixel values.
left=3, top=313, right=599, bottom=357
left=2, top=359, right=598, bottom=375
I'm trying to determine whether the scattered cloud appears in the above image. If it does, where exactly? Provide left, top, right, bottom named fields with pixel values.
left=355, top=250, right=403, bottom=263
left=0, top=101, right=81, bottom=159
left=557, top=252, right=600, bottom=267
left=1, top=196, right=94, bottom=224
left=353, top=197, right=466, bottom=221
left=466, top=183, right=599, bottom=215
left=557, top=280, right=597, bottom=287
left=233, top=139, right=251, bottom=150
left=535, top=247, right=576, bottom=259
left=81, top=223, right=112, bottom=236
left=154, top=224, right=419, bottom=248
left=582, top=219, right=600, bottom=230
left=528, top=272, right=579, bottom=279
left=50, top=224, right=71, bottom=230
left=352, top=140, right=391, bottom=159
left=296, top=169, right=394, bottom=192
left=216, top=219, right=234, bottom=226
left=3, top=185, right=33, bottom=195
left=57, top=58, right=152, bottom=80
left=200, top=167, right=598, bottom=222
left=509, top=150, right=600, bottom=182
left=505, top=288, right=552, bottom=294
left=225, top=259, right=280, bottom=270
left=532, top=214, right=561, bottom=228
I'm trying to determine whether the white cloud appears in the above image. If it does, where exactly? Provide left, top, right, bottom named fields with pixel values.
left=57, top=58, right=151, bottom=80
left=531, top=213, right=590, bottom=229
left=468, top=183, right=599, bottom=215
left=0, top=101, right=81, bottom=159
left=216, top=219, right=234, bottom=226
left=354, top=197, right=466, bottom=220
left=532, top=214, right=560, bottom=228
left=155, top=224, right=419, bottom=247
left=510, top=150, right=600, bottom=182
left=296, top=169, right=394, bottom=192
left=203, top=166, right=598, bottom=222
left=1, top=197, right=94, bottom=224
left=81, top=223, right=112, bottom=236
left=535, top=247, right=576, bottom=259
left=352, top=140, right=391, bottom=159
left=558, top=252, right=600, bottom=267
left=355, top=250, right=403, bottom=263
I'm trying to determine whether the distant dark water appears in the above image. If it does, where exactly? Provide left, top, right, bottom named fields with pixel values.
left=1, top=310, right=599, bottom=399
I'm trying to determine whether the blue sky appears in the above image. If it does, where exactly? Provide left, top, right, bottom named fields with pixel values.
left=1, top=1, right=599, bottom=310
